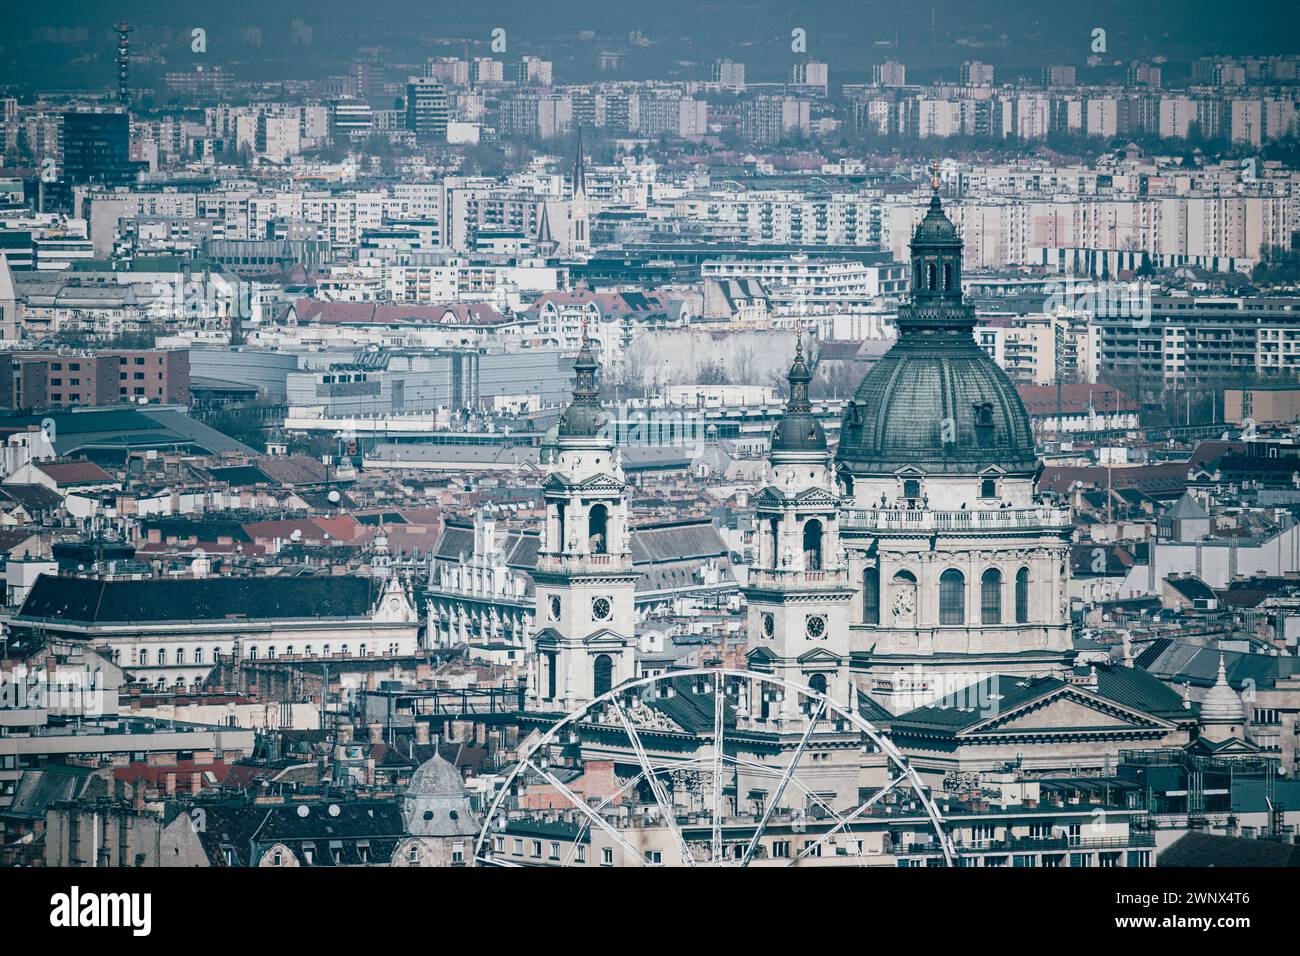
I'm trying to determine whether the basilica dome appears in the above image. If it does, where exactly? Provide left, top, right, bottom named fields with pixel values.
left=835, top=189, right=1038, bottom=479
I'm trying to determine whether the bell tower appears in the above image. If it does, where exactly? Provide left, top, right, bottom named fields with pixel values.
left=528, top=327, right=637, bottom=711
left=568, top=126, right=590, bottom=258
left=745, top=333, right=855, bottom=725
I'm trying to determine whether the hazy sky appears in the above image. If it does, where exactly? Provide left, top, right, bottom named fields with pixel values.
left=2, top=1, right=1297, bottom=89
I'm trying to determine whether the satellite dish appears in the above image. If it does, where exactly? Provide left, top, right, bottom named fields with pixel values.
left=290, top=529, right=302, bottom=542
left=297, top=805, right=310, bottom=818
left=328, top=490, right=341, bottom=503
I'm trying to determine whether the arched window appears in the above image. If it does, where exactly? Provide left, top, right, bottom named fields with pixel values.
left=808, top=673, right=828, bottom=696
left=588, top=504, right=608, bottom=554
left=981, top=568, right=1002, bottom=625
left=939, top=569, right=966, bottom=625
left=769, top=517, right=781, bottom=568
left=545, top=651, right=557, bottom=699
left=863, top=565, right=880, bottom=625
left=927, top=262, right=937, bottom=290
left=944, top=262, right=953, bottom=289
left=914, top=262, right=922, bottom=289
left=802, top=519, right=824, bottom=571
left=1015, top=567, right=1030, bottom=623
left=593, top=654, right=613, bottom=697
left=157, top=649, right=166, bottom=666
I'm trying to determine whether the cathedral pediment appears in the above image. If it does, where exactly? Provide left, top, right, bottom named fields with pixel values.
left=796, top=646, right=843, bottom=665
left=793, top=487, right=839, bottom=507
left=532, top=625, right=631, bottom=649
left=963, top=687, right=1171, bottom=738
left=752, top=486, right=838, bottom=508
left=541, top=473, right=623, bottom=493
left=581, top=626, right=633, bottom=647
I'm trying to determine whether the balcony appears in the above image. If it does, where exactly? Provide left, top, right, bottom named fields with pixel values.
left=840, top=506, right=1072, bottom=535
left=746, top=567, right=849, bottom=589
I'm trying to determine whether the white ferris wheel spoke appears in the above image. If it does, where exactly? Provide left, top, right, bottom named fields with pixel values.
left=787, top=773, right=906, bottom=865
left=710, top=670, right=725, bottom=864
left=523, top=757, right=650, bottom=865
left=610, top=695, right=696, bottom=866
left=740, top=697, right=827, bottom=866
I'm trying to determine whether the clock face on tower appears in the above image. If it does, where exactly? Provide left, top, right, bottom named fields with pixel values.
left=805, top=615, right=827, bottom=640
left=762, top=613, right=774, bottom=638
left=549, top=595, right=562, bottom=621
left=592, top=596, right=612, bottom=621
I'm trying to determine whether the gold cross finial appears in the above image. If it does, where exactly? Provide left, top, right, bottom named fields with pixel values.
left=931, top=160, right=941, bottom=191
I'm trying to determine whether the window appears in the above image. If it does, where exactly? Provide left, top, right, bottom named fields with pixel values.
left=1015, top=567, right=1030, bottom=623
left=593, top=654, right=613, bottom=697
left=802, top=519, right=824, bottom=571
left=981, top=569, right=1002, bottom=625
left=531, top=840, right=542, bottom=859
left=601, top=847, right=614, bottom=866
left=576, top=845, right=586, bottom=863
left=980, top=477, right=997, bottom=499
left=903, top=478, right=921, bottom=501
left=588, top=504, right=609, bottom=554
left=808, top=673, right=828, bottom=695
left=452, top=842, right=464, bottom=864
left=939, top=569, right=965, bottom=625
left=771, top=840, right=791, bottom=859
left=863, top=565, right=880, bottom=624
left=548, top=842, right=560, bottom=861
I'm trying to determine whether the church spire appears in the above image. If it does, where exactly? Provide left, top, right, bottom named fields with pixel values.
left=573, top=125, right=586, bottom=197
left=769, top=326, right=825, bottom=456
left=557, top=317, right=606, bottom=438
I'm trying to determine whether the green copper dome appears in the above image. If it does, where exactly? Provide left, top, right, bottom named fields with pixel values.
left=835, top=185, right=1039, bottom=478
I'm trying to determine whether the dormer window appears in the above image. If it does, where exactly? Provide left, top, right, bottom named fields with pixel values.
left=974, top=402, right=994, bottom=446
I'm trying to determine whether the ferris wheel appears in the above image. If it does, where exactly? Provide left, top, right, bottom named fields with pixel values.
left=474, top=668, right=954, bottom=867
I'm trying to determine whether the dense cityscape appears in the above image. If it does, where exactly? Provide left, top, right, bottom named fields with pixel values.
left=0, top=2, right=1298, bottom=906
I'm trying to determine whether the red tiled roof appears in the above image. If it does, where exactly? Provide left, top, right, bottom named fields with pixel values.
left=1017, top=385, right=1138, bottom=416
left=38, top=460, right=115, bottom=486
